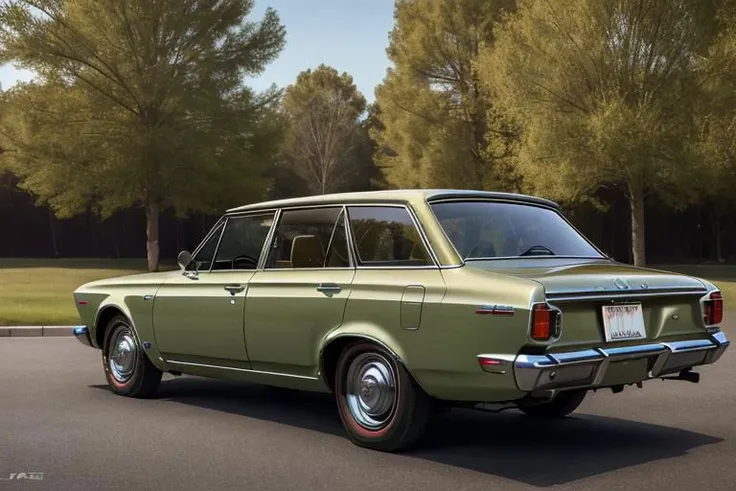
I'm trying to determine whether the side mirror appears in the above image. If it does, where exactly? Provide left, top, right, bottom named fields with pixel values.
left=177, top=250, right=194, bottom=271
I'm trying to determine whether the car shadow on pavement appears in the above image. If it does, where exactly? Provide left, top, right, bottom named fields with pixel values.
left=91, top=377, right=723, bottom=487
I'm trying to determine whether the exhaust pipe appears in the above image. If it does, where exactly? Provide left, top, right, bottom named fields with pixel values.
left=661, top=368, right=700, bottom=383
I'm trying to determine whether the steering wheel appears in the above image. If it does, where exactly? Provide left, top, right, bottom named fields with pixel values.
left=231, top=255, right=258, bottom=269
left=467, top=242, right=497, bottom=259
left=519, top=245, right=555, bottom=257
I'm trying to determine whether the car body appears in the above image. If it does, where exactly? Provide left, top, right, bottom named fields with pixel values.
left=73, top=189, right=730, bottom=451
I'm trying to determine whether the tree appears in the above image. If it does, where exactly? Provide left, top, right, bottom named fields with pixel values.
left=279, top=64, right=367, bottom=195
left=692, top=6, right=736, bottom=262
left=0, top=0, right=285, bottom=271
left=480, top=0, right=726, bottom=266
left=372, top=0, right=518, bottom=191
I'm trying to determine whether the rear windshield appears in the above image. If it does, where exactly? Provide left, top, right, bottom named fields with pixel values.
left=430, top=201, right=602, bottom=260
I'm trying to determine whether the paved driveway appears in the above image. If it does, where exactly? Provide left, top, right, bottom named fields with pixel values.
left=1, top=316, right=734, bottom=491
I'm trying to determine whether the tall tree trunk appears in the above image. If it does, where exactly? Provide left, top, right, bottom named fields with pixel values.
left=48, top=207, right=59, bottom=258
left=711, top=206, right=723, bottom=263
left=628, top=179, right=646, bottom=266
left=146, top=199, right=160, bottom=272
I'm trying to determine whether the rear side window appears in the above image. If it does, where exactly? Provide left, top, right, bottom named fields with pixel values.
left=347, top=206, right=433, bottom=267
left=265, top=207, right=350, bottom=269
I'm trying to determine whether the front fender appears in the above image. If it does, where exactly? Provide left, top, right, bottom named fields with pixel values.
left=75, top=285, right=169, bottom=373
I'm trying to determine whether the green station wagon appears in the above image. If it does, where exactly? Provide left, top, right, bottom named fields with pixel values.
left=72, top=189, right=730, bottom=451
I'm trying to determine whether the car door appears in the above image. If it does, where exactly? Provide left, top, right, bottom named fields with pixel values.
left=244, top=206, right=355, bottom=376
left=153, top=212, right=276, bottom=365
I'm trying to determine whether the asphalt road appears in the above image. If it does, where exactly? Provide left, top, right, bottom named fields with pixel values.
left=1, top=317, right=735, bottom=491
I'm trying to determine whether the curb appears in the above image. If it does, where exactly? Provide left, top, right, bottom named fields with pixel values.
left=0, top=326, right=77, bottom=337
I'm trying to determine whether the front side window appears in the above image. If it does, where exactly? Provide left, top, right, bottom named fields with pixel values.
left=211, top=213, right=275, bottom=270
left=265, top=207, right=350, bottom=269
left=191, top=220, right=225, bottom=271
left=347, top=206, right=433, bottom=267
left=430, top=201, right=602, bottom=260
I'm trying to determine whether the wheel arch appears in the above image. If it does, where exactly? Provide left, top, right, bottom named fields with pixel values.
left=318, top=331, right=425, bottom=394
left=95, top=304, right=132, bottom=349
left=94, top=301, right=169, bottom=372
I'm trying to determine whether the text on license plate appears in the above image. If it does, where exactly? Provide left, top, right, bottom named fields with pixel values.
left=602, top=304, right=647, bottom=342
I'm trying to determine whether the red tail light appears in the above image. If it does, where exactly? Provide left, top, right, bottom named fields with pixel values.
left=703, top=292, right=723, bottom=326
left=531, top=303, right=560, bottom=341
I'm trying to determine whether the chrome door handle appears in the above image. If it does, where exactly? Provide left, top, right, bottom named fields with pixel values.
left=224, top=284, right=245, bottom=295
left=316, top=283, right=341, bottom=295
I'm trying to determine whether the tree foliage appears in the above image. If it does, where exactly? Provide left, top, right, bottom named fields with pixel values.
left=0, top=0, right=285, bottom=270
left=480, top=0, right=728, bottom=265
left=372, top=0, right=517, bottom=191
left=279, top=64, right=368, bottom=195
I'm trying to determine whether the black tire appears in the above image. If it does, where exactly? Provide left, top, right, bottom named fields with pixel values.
left=334, top=342, right=430, bottom=452
left=102, top=315, right=162, bottom=398
left=518, top=390, right=587, bottom=418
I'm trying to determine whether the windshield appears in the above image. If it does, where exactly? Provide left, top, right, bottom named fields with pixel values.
left=430, top=201, right=603, bottom=260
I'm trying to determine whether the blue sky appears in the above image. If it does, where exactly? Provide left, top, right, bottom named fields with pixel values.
left=0, top=0, right=395, bottom=102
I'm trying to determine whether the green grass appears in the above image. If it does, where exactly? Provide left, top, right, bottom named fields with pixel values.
left=0, top=259, right=162, bottom=326
left=0, top=259, right=734, bottom=326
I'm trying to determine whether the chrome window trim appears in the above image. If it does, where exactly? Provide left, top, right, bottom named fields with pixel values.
left=205, top=210, right=278, bottom=273
left=406, top=204, right=441, bottom=267
left=167, top=360, right=318, bottom=380
left=342, top=205, right=357, bottom=267
left=207, top=216, right=229, bottom=273
left=322, top=205, right=355, bottom=269
left=226, top=201, right=442, bottom=269
left=190, top=217, right=226, bottom=267
left=259, top=205, right=351, bottom=271
left=344, top=204, right=439, bottom=270
left=256, top=209, right=282, bottom=270
left=423, top=199, right=466, bottom=267
left=427, top=198, right=607, bottom=261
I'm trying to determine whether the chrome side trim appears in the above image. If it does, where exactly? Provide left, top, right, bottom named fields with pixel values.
left=480, top=331, right=730, bottom=392
left=73, top=326, right=93, bottom=347
left=475, top=304, right=515, bottom=316
left=166, top=360, right=319, bottom=380
left=547, top=289, right=707, bottom=302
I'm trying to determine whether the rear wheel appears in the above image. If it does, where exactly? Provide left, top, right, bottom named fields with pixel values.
left=335, top=342, right=430, bottom=452
left=102, top=315, right=162, bottom=398
left=518, top=390, right=587, bottom=418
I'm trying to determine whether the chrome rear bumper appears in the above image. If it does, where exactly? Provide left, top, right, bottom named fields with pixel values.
left=73, top=326, right=93, bottom=347
left=479, top=331, right=730, bottom=393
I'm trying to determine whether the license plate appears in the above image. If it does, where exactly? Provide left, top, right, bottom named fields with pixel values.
left=602, top=304, right=647, bottom=342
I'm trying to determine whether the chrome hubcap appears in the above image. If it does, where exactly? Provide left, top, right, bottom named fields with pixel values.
left=346, top=353, right=397, bottom=430
left=108, top=327, right=137, bottom=383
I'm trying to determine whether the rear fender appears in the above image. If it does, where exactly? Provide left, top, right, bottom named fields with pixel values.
left=318, top=322, right=415, bottom=390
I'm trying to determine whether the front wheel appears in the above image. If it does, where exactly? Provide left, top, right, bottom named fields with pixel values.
left=518, top=390, right=587, bottom=418
left=335, top=342, right=430, bottom=452
left=102, top=316, right=162, bottom=398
